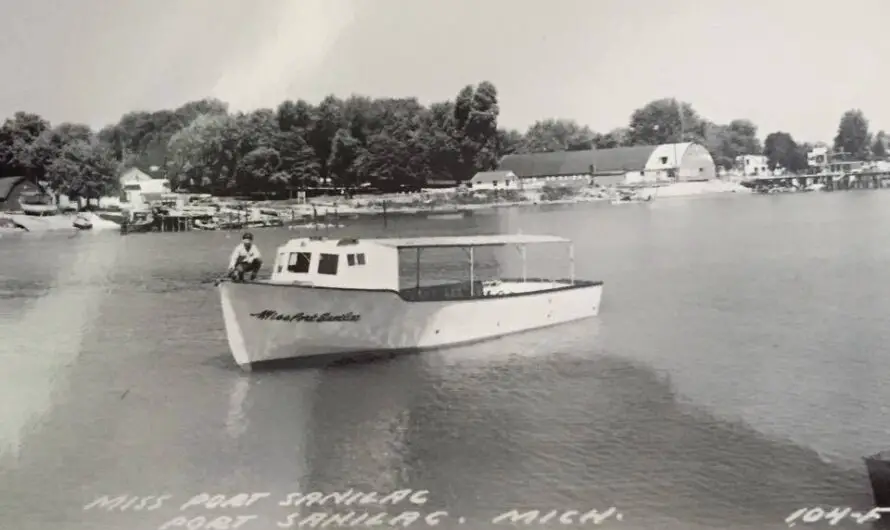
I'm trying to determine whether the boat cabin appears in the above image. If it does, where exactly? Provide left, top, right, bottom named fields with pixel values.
left=272, top=237, right=400, bottom=290
left=269, top=234, right=579, bottom=301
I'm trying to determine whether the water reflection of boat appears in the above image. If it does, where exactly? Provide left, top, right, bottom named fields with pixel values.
left=427, top=209, right=470, bottom=220
left=428, top=213, right=465, bottom=220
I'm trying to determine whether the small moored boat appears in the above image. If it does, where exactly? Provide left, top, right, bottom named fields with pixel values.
left=73, top=214, right=92, bottom=230
left=121, top=210, right=156, bottom=234
left=611, top=190, right=654, bottom=205
left=194, top=219, right=219, bottom=230
left=21, top=203, right=59, bottom=216
left=218, top=234, right=604, bottom=370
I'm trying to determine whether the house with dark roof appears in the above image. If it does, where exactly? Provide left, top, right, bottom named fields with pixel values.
left=498, top=142, right=716, bottom=187
left=468, top=170, right=520, bottom=190
left=0, top=176, right=52, bottom=211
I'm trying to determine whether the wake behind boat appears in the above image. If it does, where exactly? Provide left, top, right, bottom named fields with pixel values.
left=218, top=234, right=604, bottom=370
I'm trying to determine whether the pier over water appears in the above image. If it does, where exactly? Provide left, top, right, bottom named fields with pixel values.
left=743, top=171, right=890, bottom=192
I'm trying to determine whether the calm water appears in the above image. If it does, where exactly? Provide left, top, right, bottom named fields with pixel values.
left=2, top=192, right=890, bottom=529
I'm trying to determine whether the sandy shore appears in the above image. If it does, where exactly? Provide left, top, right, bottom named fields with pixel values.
left=650, top=179, right=750, bottom=197
left=274, top=181, right=748, bottom=216
left=1, top=212, right=120, bottom=232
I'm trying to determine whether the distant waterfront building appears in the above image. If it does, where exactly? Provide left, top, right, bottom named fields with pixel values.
left=468, top=170, right=521, bottom=190
left=0, top=176, right=53, bottom=211
left=118, top=166, right=173, bottom=209
left=735, top=154, right=769, bottom=176
left=805, top=147, right=868, bottom=175
left=808, top=146, right=829, bottom=169
left=497, top=142, right=716, bottom=187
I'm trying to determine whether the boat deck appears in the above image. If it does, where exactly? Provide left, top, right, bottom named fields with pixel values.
left=399, top=278, right=593, bottom=302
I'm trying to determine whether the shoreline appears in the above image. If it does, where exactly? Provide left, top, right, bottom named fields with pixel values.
left=270, top=180, right=749, bottom=217
left=0, top=212, right=120, bottom=233
left=0, top=180, right=750, bottom=233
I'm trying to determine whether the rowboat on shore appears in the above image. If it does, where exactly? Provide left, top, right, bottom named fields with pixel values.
left=218, top=234, right=604, bottom=370
left=73, top=214, right=92, bottom=230
left=0, top=216, right=28, bottom=232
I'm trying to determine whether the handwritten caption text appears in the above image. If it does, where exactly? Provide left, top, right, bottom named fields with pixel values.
left=83, top=491, right=624, bottom=527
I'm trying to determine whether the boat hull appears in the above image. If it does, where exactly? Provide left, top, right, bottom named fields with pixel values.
left=218, top=280, right=603, bottom=369
left=21, top=203, right=59, bottom=216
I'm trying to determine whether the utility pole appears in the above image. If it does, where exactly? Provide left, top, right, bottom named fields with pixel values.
left=673, top=98, right=684, bottom=181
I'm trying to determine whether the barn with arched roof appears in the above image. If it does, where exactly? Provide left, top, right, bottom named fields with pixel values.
left=497, top=142, right=716, bottom=187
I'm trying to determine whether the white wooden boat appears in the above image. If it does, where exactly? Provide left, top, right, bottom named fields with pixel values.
left=193, top=219, right=219, bottom=230
left=21, top=203, right=58, bottom=216
left=218, top=234, right=604, bottom=370
left=72, top=215, right=92, bottom=230
left=611, top=191, right=654, bottom=205
left=287, top=222, right=345, bottom=230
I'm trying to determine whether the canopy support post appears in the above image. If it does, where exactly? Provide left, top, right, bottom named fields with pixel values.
left=415, top=248, right=422, bottom=295
left=569, top=243, right=575, bottom=285
left=469, top=247, right=475, bottom=296
left=521, top=245, right=527, bottom=282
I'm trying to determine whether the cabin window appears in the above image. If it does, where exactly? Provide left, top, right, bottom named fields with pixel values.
left=356, top=253, right=366, bottom=265
left=317, top=253, right=339, bottom=275
left=287, top=252, right=311, bottom=273
left=347, top=253, right=355, bottom=266
left=660, top=156, right=668, bottom=164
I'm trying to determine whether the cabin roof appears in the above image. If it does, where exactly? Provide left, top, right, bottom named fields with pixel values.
left=279, top=234, right=570, bottom=251
left=372, top=234, right=569, bottom=248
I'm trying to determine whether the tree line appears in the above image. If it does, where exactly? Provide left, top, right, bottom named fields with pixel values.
left=0, top=82, right=884, bottom=199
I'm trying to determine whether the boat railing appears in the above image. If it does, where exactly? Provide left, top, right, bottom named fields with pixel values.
left=399, top=280, right=486, bottom=302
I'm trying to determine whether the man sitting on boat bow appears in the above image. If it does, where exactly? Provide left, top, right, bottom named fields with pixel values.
left=228, top=232, right=263, bottom=282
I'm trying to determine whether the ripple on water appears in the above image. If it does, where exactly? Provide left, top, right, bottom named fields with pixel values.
left=0, top=198, right=889, bottom=530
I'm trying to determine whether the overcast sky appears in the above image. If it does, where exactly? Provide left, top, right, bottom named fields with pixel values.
left=0, top=0, right=887, bottom=142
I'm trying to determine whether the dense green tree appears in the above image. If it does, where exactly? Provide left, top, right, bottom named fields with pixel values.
left=0, top=112, right=51, bottom=179
left=519, top=119, right=597, bottom=152
left=595, top=128, right=630, bottom=149
left=704, top=119, right=763, bottom=169
left=627, top=98, right=706, bottom=146
left=763, top=131, right=808, bottom=172
left=833, top=109, right=871, bottom=160
left=2, top=83, right=862, bottom=194
left=872, top=130, right=887, bottom=159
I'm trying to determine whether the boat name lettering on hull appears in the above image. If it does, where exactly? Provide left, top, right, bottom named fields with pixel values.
left=250, top=310, right=361, bottom=323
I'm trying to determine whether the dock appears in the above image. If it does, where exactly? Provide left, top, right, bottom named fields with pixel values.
left=743, top=171, right=890, bottom=191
